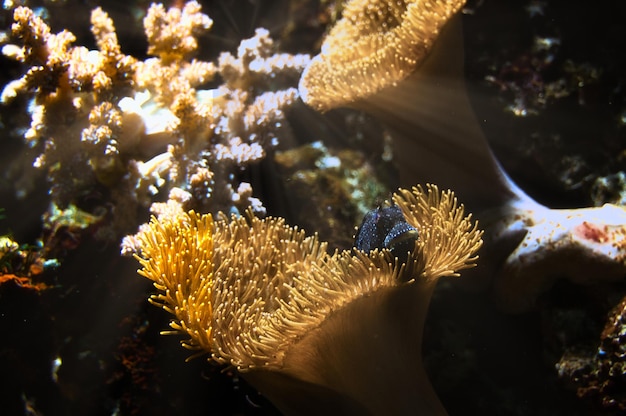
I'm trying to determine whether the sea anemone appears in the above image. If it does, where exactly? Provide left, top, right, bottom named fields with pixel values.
left=297, top=0, right=510, bottom=210
left=133, top=184, right=482, bottom=415
left=298, top=0, right=626, bottom=312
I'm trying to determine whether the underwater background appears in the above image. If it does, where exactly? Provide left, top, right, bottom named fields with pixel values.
left=0, top=0, right=625, bottom=415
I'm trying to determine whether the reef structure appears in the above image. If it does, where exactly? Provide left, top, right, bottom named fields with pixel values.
left=1, top=2, right=310, bottom=241
left=131, top=184, right=483, bottom=415
left=557, top=295, right=626, bottom=413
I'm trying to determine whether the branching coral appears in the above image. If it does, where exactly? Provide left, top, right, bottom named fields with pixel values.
left=132, top=184, right=482, bottom=415
left=298, top=0, right=626, bottom=312
left=2, top=2, right=310, bottom=242
left=1, top=5, right=137, bottom=227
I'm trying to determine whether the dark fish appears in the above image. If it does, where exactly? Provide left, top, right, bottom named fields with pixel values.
left=354, top=204, right=418, bottom=264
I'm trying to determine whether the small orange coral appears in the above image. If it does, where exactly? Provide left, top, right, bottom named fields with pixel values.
left=0, top=235, right=48, bottom=291
left=0, top=274, right=48, bottom=291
